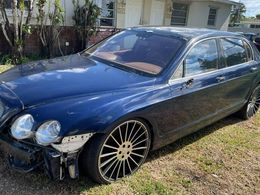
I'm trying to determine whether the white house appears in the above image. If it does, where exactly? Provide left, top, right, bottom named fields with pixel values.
left=0, top=0, right=239, bottom=56
left=229, top=20, right=260, bottom=35
left=61, top=0, right=238, bottom=31
left=3, top=0, right=238, bottom=30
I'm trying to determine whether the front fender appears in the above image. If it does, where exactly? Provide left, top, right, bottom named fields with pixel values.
left=0, top=84, right=24, bottom=129
left=20, top=85, right=171, bottom=138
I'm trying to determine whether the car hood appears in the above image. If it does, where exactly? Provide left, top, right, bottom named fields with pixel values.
left=0, top=54, right=156, bottom=107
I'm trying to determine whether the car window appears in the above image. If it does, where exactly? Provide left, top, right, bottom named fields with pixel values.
left=85, top=30, right=185, bottom=75
left=123, top=35, right=138, bottom=49
left=185, top=39, right=218, bottom=77
left=172, top=62, right=184, bottom=79
left=244, top=41, right=253, bottom=61
left=221, top=38, right=247, bottom=67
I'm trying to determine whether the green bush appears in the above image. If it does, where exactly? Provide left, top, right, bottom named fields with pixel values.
left=0, top=54, right=45, bottom=65
left=0, top=54, right=13, bottom=65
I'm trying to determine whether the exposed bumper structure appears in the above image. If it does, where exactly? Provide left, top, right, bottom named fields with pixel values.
left=0, top=133, right=92, bottom=180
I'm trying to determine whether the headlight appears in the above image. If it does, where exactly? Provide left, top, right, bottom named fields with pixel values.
left=35, top=120, right=61, bottom=146
left=11, top=114, right=34, bottom=140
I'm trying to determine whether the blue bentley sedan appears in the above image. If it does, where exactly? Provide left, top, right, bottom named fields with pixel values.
left=0, top=27, right=259, bottom=184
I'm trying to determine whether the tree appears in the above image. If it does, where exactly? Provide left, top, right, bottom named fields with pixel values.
left=230, top=3, right=246, bottom=26
left=72, top=0, right=100, bottom=50
left=256, top=14, right=260, bottom=20
left=36, top=0, right=64, bottom=58
left=0, top=0, right=35, bottom=63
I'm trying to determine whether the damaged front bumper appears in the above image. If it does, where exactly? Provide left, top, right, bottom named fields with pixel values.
left=0, top=133, right=93, bottom=180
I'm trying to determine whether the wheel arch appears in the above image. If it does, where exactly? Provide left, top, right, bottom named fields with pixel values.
left=245, top=75, right=260, bottom=101
left=84, top=114, right=158, bottom=152
left=132, top=116, right=155, bottom=151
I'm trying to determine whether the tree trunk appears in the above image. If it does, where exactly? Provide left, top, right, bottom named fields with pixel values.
left=12, top=0, right=19, bottom=43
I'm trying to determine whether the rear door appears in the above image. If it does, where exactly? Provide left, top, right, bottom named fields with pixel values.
left=217, top=37, right=259, bottom=109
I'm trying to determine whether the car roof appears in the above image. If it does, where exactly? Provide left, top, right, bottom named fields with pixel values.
left=129, top=26, right=240, bottom=41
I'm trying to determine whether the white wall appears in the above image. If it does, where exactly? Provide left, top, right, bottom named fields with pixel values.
left=142, top=0, right=152, bottom=25
left=187, top=1, right=232, bottom=30
left=63, top=0, right=75, bottom=27
left=125, top=0, right=144, bottom=27
left=150, top=0, right=165, bottom=25
left=117, top=0, right=233, bottom=30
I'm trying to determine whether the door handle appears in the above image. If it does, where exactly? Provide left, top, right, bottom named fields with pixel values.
left=180, top=78, right=194, bottom=90
left=185, top=78, right=194, bottom=87
left=182, top=78, right=194, bottom=89
left=251, top=67, right=257, bottom=72
left=216, top=76, right=226, bottom=82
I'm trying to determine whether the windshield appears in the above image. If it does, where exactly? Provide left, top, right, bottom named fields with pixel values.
left=85, top=30, right=185, bottom=75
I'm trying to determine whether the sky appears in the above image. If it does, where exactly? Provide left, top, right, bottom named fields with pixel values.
left=233, top=0, right=260, bottom=17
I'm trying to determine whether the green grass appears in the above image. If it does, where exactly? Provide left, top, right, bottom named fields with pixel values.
left=0, top=65, right=259, bottom=194
left=83, top=114, right=259, bottom=195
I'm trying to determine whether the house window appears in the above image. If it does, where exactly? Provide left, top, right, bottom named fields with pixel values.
left=99, top=0, right=116, bottom=27
left=250, top=24, right=260, bottom=28
left=171, top=3, right=188, bottom=26
left=208, top=8, right=217, bottom=26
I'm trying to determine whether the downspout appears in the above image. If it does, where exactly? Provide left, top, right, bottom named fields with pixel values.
left=140, top=0, right=145, bottom=25
left=63, top=0, right=66, bottom=26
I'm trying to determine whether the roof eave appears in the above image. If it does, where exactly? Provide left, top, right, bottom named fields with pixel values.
left=210, top=0, right=241, bottom=6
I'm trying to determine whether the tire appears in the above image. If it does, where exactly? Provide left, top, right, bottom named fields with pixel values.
left=80, top=119, right=151, bottom=184
left=237, top=85, right=260, bottom=119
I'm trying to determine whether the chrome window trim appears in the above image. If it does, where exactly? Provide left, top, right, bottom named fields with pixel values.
left=169, top=36, right=255, bottom=84
left=243, top=39, right=253, bottom=61
left=169, top=61, right=252, bottom=85
left=169, top=67, right=222, bottom=84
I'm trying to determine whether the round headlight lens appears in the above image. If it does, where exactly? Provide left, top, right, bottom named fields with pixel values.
left=35, top=120, right=61, bottom=146
left=11, top=114, right=34, bottom=140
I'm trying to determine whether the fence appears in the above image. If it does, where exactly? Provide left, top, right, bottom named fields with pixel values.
left=0, top=26, right=122, bottom=58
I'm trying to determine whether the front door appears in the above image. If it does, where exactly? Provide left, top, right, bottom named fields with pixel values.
left=156, top=39, right=225, bottom=139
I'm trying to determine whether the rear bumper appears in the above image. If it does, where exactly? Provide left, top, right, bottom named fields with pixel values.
left=0, top=133, right=79, bottom=180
